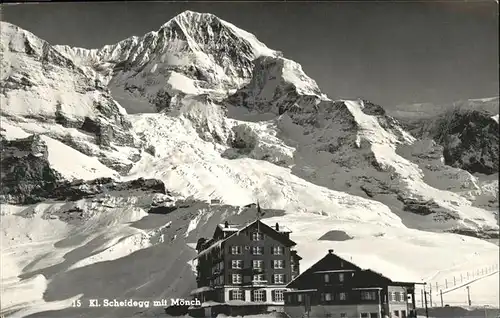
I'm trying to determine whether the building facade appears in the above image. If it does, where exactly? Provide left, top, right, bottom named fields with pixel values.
left=284, top=250, right=421, bottom=318
left=190, top=218, right=301, bottom=317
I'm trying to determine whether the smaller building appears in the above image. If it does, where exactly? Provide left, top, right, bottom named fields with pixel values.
left=284, top=249, right=423, bottom=318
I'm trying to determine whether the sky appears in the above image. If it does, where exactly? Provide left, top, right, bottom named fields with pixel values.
left=2, top=1, right=498, bottom=107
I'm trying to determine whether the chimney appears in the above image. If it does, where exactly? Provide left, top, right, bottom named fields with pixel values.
left=275, top=223, right=280, bottom=231
left=328, top=249, right=334, bottom=254
left=224, top=221, right=229, bottom=228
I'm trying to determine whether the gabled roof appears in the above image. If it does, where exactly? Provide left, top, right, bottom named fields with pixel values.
left=194, top=219, right=296, bottom=260
left=287, top=251, right=424, bottom=287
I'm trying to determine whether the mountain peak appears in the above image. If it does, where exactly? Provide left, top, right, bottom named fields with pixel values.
left=171, top=10, right=217, bottom=24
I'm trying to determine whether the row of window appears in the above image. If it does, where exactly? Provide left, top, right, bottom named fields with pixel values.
left=230, top=289, right=285, bottom=302
left=320, top=292, right=347, bottom=302
left=231, top=259, right=285, bottom=269
left=323, top=273, right=346, bottom=283
left=231, top=273, right=287, bottom=284
left=231, top=245, right=285, bottom=255
left=325, top=313, right=377, bottom=318
left=389, top=291, right=407, bottom=302
left=326, top=310, right=406, bottom=318
left=288, top=290, right=378, bottom=304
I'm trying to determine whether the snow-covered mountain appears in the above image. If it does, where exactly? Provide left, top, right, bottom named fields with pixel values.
left=1, top=11, right=498, bottom=317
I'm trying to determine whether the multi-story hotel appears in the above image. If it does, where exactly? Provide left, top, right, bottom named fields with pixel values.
left=189, top=215, right=301, bottom=317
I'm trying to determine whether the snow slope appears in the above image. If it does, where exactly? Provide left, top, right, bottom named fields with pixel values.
left=1, top=10, right=499, bottom=318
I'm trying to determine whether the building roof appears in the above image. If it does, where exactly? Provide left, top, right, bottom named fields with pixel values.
left=217, top=222, right=292, bottom=233
left=287, top=250, right=424, bottom=287
left=313, top=269, right=356, bottom=274
left=217, top=223, right=240, bottom=232
left=284, top=289, right=318, bottom=293
left=190, top=286, right=214, bottom=295
left=193, top=219, right=296, bottom=260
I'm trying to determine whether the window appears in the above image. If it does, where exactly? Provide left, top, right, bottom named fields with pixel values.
left=339, top=273, right=345, bottom=282
left=252, top=246, right=263, bottom=255
left=273, top=274, right=285, bottom=284
left=297, top=294, right=303, bottom=302
left=273, top=290, right=284, bottom=302
left=231, top=289, right=244, bottom=300
left=253, top=290, right=265, bottom=302
left=370, top=313, right=378, bottom=318
left=340, top=314, right=347, bottom=318
left=361, top=291, right=377, bottom=300
left=401, top=310, right=407, bottom=318
left=401, top=292, right=406, bottom=301
left=390, top=292, right=397, bottom=302
left=251, top=232, right=263, bottom=241
left=324, top=274, right=330, bottom=283
left=395, top=292, right=401, bottom=302
left=325, top=314, right=332, bottom=318
left=291, top=264, right=297, bottom=272
left=231, top=246, right=242, bottom=255
left=361, top=314, right=369, bottom=318
left=231, top=260, right=242, bottom=269
left=324, top=293, right=332, bottom=301
left=338, top=292, right=347, bottom=300
left=272, top=260, right=284, bottom=269
left=394, top=310, right=400, bottom=317
left=272, top=246, right=284, bottom=255
left=253, top=274, right=265, bottom=282
left=253, top=260, right=263, bottom=269
left=232, top=274, right=242, bottom=284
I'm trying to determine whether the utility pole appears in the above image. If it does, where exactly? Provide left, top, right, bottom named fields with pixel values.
left=440, top=290, right=443, bottom=307
left=429, top=284, right=433, bottom=307
left=466, top=286, right=471, bottom=306
left=423, top=285, right=429, bottom=318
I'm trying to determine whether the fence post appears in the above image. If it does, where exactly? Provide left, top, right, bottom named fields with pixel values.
left=440, top=289, right=443, bottom=307
left=421, top=289, right=424, bottom=307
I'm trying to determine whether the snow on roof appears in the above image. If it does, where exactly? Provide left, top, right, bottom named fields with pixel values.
left=284, top=289, right=317, bottom=293
left=195, top=239, right=224, bottom=259
left=352, top=287, right=383, bottom=290
left=218, top=223, right=240, bottom=232
left=289, top=251, right=424, bottom=287
left=277, top=225, right=292, bottom=233
left=314, top=269, right=356, bottom=274
left=218, top=222, right=291, bottom=233
left=334, top=251, right=423, bottom=284
left=190, top=286, right=213, bottom=295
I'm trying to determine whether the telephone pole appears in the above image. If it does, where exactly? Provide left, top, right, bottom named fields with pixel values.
left=466, top=286, right=471, bottom=306
left=423, top=285, right=429, bottom=318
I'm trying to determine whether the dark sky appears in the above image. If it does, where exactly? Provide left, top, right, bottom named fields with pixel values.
left=2, top=1, right=498, bottom=107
